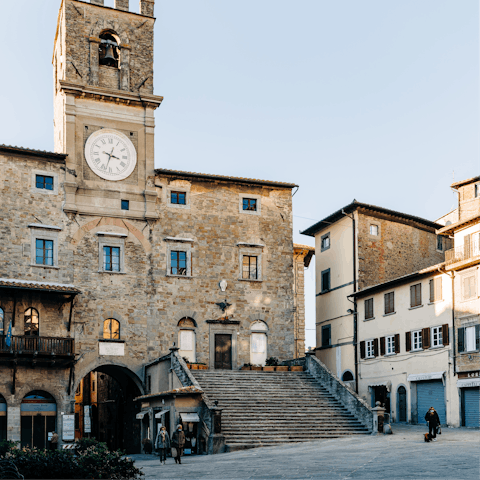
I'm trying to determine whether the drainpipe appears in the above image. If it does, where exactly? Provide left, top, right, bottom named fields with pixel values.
left=439, top=266, right=456, bottom=375
left=342, top=209, right=358, bottom=393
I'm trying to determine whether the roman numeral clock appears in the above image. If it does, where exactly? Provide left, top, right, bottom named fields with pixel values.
left=84, top=129, right=137, bottom=181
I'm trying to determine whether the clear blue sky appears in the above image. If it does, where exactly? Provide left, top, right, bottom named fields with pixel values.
left=1, top=1, right=478, bottom=348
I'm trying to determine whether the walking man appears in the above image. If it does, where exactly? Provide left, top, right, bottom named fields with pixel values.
left=171, top=424, right=185, bottom=464
left=155, top=426, right=170, bottom=465
left=425, top=406, right=441, bottom=442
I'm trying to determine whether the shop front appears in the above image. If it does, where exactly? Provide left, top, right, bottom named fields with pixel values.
left=457, top=372, right=480, bottom=428
left=408, top=372, right=446, bottom=425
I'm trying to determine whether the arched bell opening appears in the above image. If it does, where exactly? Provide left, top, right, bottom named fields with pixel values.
left=74, top=365, right=142, bottom=453
left=99, top=31, right=120, bottom=68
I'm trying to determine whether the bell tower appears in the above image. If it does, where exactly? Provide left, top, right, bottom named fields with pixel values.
left=53, top=0, right=162, bottom=220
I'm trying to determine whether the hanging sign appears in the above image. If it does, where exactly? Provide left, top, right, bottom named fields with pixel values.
left=62, top=415, right=75, bottom=441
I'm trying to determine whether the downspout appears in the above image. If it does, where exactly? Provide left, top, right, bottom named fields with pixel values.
left=439, top=266, right=456, bottom=375
left=342, top=209, right=358, bottom=393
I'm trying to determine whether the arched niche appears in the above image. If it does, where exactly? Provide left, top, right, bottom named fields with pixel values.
left=178, top=317, right=196, bottom=362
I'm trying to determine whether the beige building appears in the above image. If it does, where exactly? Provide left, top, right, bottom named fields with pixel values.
left=301, top=201, right=449, bottom=390
left=438, top=175, right=480, bottom=427
left=351, top=264, right=457, bottom=426
left=0, top=0, right=304, bottom=452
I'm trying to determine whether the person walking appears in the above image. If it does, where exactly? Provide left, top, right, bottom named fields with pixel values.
left=171, top=424, right=185, bottom=464
left=425, top=406, right=441, bottom=442
left=155, top=426, right=170, bottom=465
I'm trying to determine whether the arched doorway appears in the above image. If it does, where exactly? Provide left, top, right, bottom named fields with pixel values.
left=21, top=391, right=56, bottom=449
left=0, top=394, right=6, bottom=442
left=178, top=318, right=196, bottom=362
left=250, top=321, right=268, bottom=366
left=75, top=365, right=142, bottom=453
left=397, top=385, right=407, bottom=422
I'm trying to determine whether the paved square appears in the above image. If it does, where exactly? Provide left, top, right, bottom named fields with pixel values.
left=131, top=425, right=480, bottom=480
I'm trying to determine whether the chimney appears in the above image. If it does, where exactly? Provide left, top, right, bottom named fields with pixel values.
left=90, top=0, right=105, bottom=5
left=114, top=0, right=129, bottom=11
left=139, top=0, right=154, bottom=17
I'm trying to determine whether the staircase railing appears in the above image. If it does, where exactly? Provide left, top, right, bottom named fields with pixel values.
left=305, top=354, right=373, bottom=432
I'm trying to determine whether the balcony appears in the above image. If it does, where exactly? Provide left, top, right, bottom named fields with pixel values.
left=0, top=335, right=75, bottom=360
left=445, top=238, right=480, bottom=270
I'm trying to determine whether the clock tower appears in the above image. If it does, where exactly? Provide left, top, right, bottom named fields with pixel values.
left=53, top=0, right=162, bottom=220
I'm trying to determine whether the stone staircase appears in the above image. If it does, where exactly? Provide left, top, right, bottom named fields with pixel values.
left=193, top=370, right=370, bottom=451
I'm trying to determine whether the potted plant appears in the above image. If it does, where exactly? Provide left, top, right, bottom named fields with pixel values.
left=263, top=357, right=278, bottom=371
left=142, top=438, right=152, bottom=454
left=241, top=363, right=252, bottom=370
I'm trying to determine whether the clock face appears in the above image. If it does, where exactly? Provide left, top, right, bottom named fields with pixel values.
left=84, top=129, right=137, bottom=181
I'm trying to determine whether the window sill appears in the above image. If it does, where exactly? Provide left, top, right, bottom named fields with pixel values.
left=240, top=210, right=261, bottom=216
left=411, top=348, right=423, bottom=352
left=168, top=203, right=190, bottom=209
left=365, top=356, right=375, bottom=360
left=364, top=317, right=375, bottom=322
left=30, top=264, right=60, bottom=270
left=384, top=352, right=396, bottom=357
left=98, top=339, right=125, bottom=343
left=98, top=270, right=126, bottom=275
left=383, top=312, right=396, bottom=317
left=408, top=305, right=423, bottom=310
left=430, top=344, right=445, bottom=350
left=166, top=274, right=194, bottom=279
left=238, top=278, right=263, bottom=283
left=428, top=300, right=444, bottom=305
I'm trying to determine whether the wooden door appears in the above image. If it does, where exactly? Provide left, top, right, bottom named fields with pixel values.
left=398, top=386, right=407, bottom=422
left=215, top=334, right=232, bottom=369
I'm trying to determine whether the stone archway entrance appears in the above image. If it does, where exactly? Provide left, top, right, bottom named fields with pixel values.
left=75, top=365, right=142, bottom=453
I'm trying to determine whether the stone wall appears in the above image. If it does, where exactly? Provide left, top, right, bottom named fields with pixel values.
left=358, top=210, right=447, bottom=290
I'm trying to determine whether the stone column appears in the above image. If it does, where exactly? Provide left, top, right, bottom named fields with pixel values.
left=140, top=0, right=155, bottom=17
left=115, top=0, right=129, bottom=11
left=372, top=401, right=386, bottom=434
left=7, top=406, right=20, bottom=443
left=89, top=37, right=101, bottom=87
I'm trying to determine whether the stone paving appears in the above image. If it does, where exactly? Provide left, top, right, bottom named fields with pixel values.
left=130, top=425, right=480, bottom=480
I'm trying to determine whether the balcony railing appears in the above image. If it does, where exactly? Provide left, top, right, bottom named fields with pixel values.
left=445, top=236, right=480, bottom=267
left=0, top=335, right=74, bottom=356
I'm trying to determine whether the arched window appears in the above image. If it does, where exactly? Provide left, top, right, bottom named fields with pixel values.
left=103, top=319, right=120, bottom=339
left=21, top=391, right=56, bottom=449
left=250, top=320, right=268, bottom=366
left=178, top=318, right=196, bottom=362
left=24, top=308, right=39, bottom=336
left=0, top=307, right=4, bottom=335
left=342, top=370, right=354, bottom=382
left=99, top=32, right=120, bottom=68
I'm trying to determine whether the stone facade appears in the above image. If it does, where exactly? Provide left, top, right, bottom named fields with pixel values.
left=0, top=0, right=299, bottom=451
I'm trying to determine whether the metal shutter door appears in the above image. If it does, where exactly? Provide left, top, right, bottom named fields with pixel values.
left=464, top=388, right=480, bottom=428
left=417, top=380, right=446, bottom=425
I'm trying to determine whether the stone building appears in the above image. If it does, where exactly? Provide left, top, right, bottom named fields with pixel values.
left=0, top=0, right=302, bottom=452
left=301, top=201, right=450, bottom=389
left=438, top=175, right=480, bottom=427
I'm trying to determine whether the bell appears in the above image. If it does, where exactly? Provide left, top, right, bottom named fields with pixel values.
left=102, top=44, right=117, bottom=67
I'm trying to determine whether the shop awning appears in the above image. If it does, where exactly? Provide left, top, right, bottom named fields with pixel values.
left=180, top=413, right=200, bottom=422
left=407, top=372, right=444, bottom=382
left=0, top=278, right=81, bottom=295
left=368, top=381, right=391, bottom=392
left=457, top=378, right=480, bottom=388
left=136, top=412, right=146, bottom=420
left=155, top=410, right=169, bottom=419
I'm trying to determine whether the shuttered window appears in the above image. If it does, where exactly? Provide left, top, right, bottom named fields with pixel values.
left=459, top=325, right=480, bottom=353
left=384, top=292, right=395, bottom=315
left=429, top=277, right=442, bottom=303
left=321, top=269, right=331, bottom=293
left=321, top=325, right=331, bottom=347
left=365, top=298, right=374, bottom=320
left=411, top=330, right=422, bottom=350
left=410, top=283, right=422, bottom=307
left=463, top=275, right=476, bottom=300
left=431, top=326, right=443, bottom=347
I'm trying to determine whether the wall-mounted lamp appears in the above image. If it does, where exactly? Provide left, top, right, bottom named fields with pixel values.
left=347, top=309, right=354, bottom=314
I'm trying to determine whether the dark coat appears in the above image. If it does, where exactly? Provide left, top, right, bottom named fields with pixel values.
left=172, top=430, right=185, bottom=448
left=425, top=410, right=440, bottom=426
left=155, top=430, right=170, bottom=449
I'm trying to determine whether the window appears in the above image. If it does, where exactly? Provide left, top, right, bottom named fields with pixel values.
left=342, top=371, right=354, bottom=382
left=321, top=269, right=330, bottom=293
left=431, top=326, right=443, bottom=347
left=370, top=225, right=379, bottom=236
left=384, top=292, right=394, bottom=315
left=410, top=283, right=422, bottom=307
left=24, top=308, right=39, bottom=336
left=475, top=183, right=480, bottom=198
left=103, top=246, right=120, bottom=272
left=412, top=330, right=422, bottom=350
left=0, top=307, right=4, bottom=335
left=171, top=191, right=186, bottom=205
left=386, top=335, right=395, bottom=355
left=463, top=275, right=476, bottom=300
left=35, top=175, right=54, bottom=191
left=366, top=340, right=375, bottom=358
left=171, top=251, right=187, bottom=276
left=458, top=325, right=480, bottom=353
left=103, top=319, right=120, bottom=339
left=35, top=239, right=54, bottom=266
left=242, top=198, right=257, bottom=212
left=321, top=233, right=330, bottom=252
left=121, top=200, right=129, bottom=210
left=321, top=325, right=331, bottom=347
left=436, top=236, right=443, bottom=252
left=147, top=375, right=152, bottom=394
left=99, top=32, right=119, bottom=68
left=429, top=277, right=442, bottom=303
left=242, top=255, right=258, bottom=280
left=365, top=298, right=374, bottom=320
